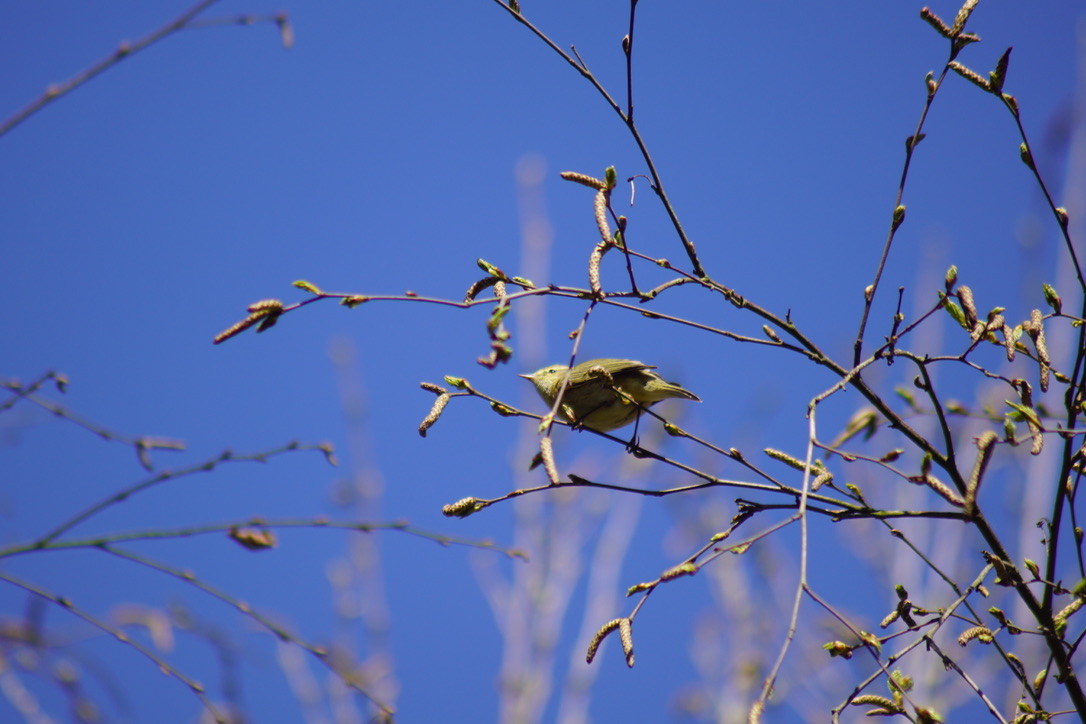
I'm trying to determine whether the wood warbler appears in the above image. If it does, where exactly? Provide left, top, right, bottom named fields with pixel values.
left=519, top=358, right=700, bottom=433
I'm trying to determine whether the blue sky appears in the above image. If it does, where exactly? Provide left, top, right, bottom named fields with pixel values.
left=2, top=1, right=1083, bottom=722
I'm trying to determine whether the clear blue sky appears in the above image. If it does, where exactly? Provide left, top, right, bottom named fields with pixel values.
left=2, top=1, right=1082, bottom=722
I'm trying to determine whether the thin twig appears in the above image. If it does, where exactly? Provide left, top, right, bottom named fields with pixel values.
left=2, top=1, right=224, bottom=138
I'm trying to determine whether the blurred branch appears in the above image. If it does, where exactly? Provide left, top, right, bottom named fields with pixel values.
left=31, top=441, right=336, bottom=547
left=0, top=0, right=291, bottom=139
left=2, top=372, right=186, bottom=470
left=0, top=570, right=226, bottom=720
left=0, top=518, right=527, bottom=560
left=100, top=544, right=397, bottom=718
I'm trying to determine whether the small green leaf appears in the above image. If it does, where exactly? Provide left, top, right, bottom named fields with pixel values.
left=490, top=402, right=516, bottom=417
left=340, top=295, right=368, bottom=308
left=663, top=422, right=684, bottom=437
left=476, top=258, right=508, bottom=281
left=486, top=304, right=511, bottom=331
left=1019, top=143, right=1035, bottom=170
left=1005, top=399, right=1041, bottom=428
left=823, top=640, right=854, bottom=659
left=942, top=299, right=969, bottom=329
left=879, top=449, right=904, bottom=463
left=988, top=47, right=1011, bottom=94
left=1042, top=283, right=1062, bottom=315
left=889, top=670, right=913, bottom=693
left=892, top=205, right=906, bottom=230
left=1055, top=207, right=1070, bottom=229
left=604, top=165, right=617, bottom=189
left=894, top=387, right=917, bottom=408
left=944, top=265, right=958, bottom=289
left=858, top=630, right=883, bottom=653
left=946, top=400, right=968, bottom=415
left=1003, top=414, right=1017, bottom=444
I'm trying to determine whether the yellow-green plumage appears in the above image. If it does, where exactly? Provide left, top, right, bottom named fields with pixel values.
left=519, top=358, right=700, bottom=433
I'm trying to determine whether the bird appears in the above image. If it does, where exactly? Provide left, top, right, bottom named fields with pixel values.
left=519, top=358, right=700, bottom=433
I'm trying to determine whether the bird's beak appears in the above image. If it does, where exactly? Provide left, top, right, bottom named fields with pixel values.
left=517, top=373, right=531, bottom=380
